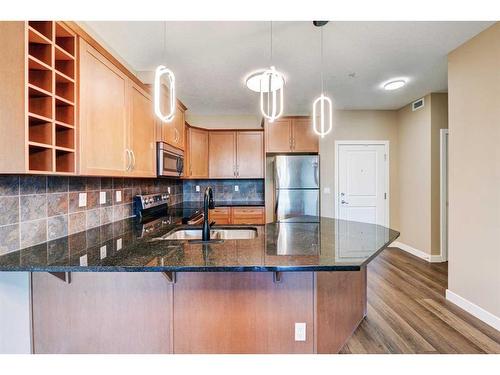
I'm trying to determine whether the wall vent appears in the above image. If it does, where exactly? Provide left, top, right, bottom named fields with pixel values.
left=412, top=97, right=425, bottom=111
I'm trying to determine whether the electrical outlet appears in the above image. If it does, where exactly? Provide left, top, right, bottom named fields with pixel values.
left=99, top=191, right=107, bottom=205
left=100, top=245, right=107, bottom=260
left=79, top=254, right=88, bottom=267
left=116, top=238, right=122, bottom=251
left=167, top=187, right=171, bottom=194
left=196, top=185, right=200, bottom=192
left=323, top=187, right=331, bottom=194
left=295, top=323, right=306, bottom=341
left=234, top=185, right=239, bottom=192
left=115, top=190, right=122, bottom=202
left=78, top=193, right=87, bottom=207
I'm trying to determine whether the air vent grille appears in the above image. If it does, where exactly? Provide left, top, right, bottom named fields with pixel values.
left=412, top=98, right=425, bottom=111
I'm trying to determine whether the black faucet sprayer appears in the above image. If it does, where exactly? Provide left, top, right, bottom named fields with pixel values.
left=202, top=186, right=215, bottom=241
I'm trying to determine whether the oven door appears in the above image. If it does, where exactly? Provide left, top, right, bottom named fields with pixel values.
left=157, top=143, right=184, bottom=177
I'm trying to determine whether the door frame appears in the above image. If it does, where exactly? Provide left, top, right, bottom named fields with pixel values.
left=440, top=129, right=449, bottom=262
left=334, top=140, right=390, bottom=227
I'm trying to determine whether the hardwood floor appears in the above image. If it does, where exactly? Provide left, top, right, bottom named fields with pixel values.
left=340, top=248, right=500, bottom=354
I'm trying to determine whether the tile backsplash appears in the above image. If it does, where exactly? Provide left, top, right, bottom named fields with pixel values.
left=183, top=179, right=264, bottom=203
left=0, top=175, right=182, bottom=255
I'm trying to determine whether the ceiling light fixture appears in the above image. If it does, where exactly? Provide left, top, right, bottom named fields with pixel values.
left=259, top=21, right=285, bottom=123
left=383, top=79, right=406, bottom=91
left=245, top=69, right=284, bottom=93
left=312, top=21, right=333, bottom=138
left=154, top=22, right=176, bottom=123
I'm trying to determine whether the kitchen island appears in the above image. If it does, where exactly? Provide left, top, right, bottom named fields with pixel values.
left=0, top=208, right=399, bottom=354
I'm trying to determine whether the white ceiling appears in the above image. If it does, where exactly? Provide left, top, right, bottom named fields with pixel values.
left=83, top=21, right=493, bottom=115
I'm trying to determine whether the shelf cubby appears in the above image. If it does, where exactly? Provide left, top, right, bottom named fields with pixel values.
left=55, top=125, right=74, bottom=149
left=28, top=21, right=53, bottom=41
left=28, top=68, right=53, bottom=92
left=55, top=149, right=75, bottom=173
left=28, top=116, right=53, bottom=146
left=29, top=145, right=53, bottom=172
left=28, top=27, right=52, bottom=45
left=55, top=80, right=74, bottom=103
left=28, top=43, right=52, bottom=66
left=55, top=59, right=74, bottom=79
left=55, top=101, right=74, bottom=125
left=29, top=96, right=53, bottom=119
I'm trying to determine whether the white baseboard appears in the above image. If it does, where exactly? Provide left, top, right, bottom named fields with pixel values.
left=389, top=241, right=446, bottom=263
left=390, top=241, right=430, bottom=261
left=446, top=289, right=500, bottom=331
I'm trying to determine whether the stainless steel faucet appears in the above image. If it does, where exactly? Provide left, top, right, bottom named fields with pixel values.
left=202, top=187, right=215, bottom=241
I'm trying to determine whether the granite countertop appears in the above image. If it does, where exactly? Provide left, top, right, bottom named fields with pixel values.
left=0, top=207, right=399, bottom=272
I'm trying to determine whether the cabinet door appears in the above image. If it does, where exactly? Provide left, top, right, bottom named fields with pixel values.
left=265, top=118, right=292, bottom=153
left=232, top=207, right=265, bottom=224
left=237, top=131, right=264, bottom=178
left=173, top=105, right=185, bottom=150
left=187, top=127, right=209, bottom=178
left=79, top=40, right=129, bottom=176
left=208, top=207, right=232, bottom=225
left=159, top=85, right=177, bottom=146
left=129, top=83, right=156, bottom=177
left=292, top=118, right=318, bottom=153
left=209, top=131, right=236, bottom=178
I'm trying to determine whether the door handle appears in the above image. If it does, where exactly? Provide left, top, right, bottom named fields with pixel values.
left=341, top=200, right=349, bottom=205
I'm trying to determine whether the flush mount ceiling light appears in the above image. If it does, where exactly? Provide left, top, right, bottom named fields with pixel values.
left=383, top=79, right=406, bottom=91
left=154, top=22, right=176, bottom=123
left=258, top=21, right=285, bottom=123
left=312, top=21, right=333, bottom=138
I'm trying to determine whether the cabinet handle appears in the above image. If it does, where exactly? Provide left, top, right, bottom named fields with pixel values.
left=125, top=149, right=131, bottom=171
left=131, top=150, right=136, bottom=170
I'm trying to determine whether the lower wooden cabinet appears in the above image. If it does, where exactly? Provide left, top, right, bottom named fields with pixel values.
left=232, top=207, right=265, bottom=225
left=209, top=206, right=265, bottom=225
left=208, top=207, right=232, bottom=224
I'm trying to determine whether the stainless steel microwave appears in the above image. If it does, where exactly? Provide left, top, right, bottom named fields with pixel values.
left=157, top=142, right=184, bottom=177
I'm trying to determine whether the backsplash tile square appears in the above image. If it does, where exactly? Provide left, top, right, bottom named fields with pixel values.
left=0, top=175, right=183, bottom=255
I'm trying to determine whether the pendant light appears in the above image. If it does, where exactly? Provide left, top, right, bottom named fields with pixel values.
left=260, top=21, right=285, bottom=123
left=312, top=22, right=333, bottom=138
left=154, top=21, right=176, bottom=123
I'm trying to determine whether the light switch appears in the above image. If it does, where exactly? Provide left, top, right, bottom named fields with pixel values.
left=195, top=185, right=200, bottom=192
left=99, top=191, right=107, bottom=205
left=295, top=323, right=306, bottom=341
left=100, top=245, right=107, bottom=259
left=78, top=193, right=87, bottom=207
left=79, top=254, right=88, bottom=267
left=234, top=185, right=239, bottom=192
left=167, top=187, right=171, bottom=194
left=116, top=238, right=122, bottom=251
left=115, top=190, right=122, bottom=202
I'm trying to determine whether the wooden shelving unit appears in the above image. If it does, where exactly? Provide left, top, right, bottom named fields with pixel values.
left=26, top=21, right=77, bottom=174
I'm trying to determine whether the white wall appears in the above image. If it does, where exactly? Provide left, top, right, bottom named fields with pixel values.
left=0, top=272, right=32, bottom=353
left=185, top=114, right=262, bottom=129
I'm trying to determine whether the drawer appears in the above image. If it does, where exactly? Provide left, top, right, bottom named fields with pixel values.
left=209, top=207, right=231, bottom=225
left=232, top=207, right=265, bottom=225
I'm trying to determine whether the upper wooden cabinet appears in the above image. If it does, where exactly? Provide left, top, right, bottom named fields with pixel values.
left=0, top=21, right=77, bottom=174
left=208, top=130, right=264, bottom=179
left=265, top=117, right=318, bottom=153
left=79, top=40, right=129, bottom=176
left=209, top=131, right=237, bottom=178
left=129, top=83, right=156, bottom=177
left=185, top=126, right=209, bottom=178
left=237, top=131, right=264, bottom=178
left=79, top=39, right=156, bottom=177
left=158, top=86, right=186, bottom=151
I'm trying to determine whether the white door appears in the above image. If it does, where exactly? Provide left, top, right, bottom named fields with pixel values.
left=337, top=143, right=388, bottom=226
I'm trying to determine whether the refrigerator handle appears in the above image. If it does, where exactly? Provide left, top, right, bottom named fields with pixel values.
left=313, top=160, right=320, bottom=188
left=273, top=159, right=280, bottom=219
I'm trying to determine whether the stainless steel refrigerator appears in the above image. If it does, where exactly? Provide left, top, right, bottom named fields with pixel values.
left=274, top=155, right=320, bottom=223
